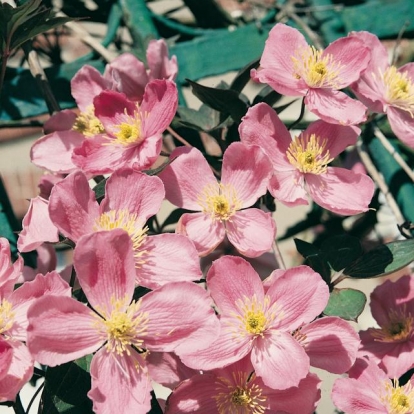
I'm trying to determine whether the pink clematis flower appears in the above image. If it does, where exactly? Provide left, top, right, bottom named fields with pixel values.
left=165, top=355, right=321, bottom=414
left=179, top=256, right=329, bottom=390
left=332, top=356, right=414, bottom=413
left=239, top=102, right=375, bottom=215
left=358, top=275, right=414, bottom=378
left=47, top=167, right=202, bottom=289
left=350, top=31, right=414, bottom=148
left=251, top=23, right=370, bottom=125
left=159, top=142, right=275, bottom=257
left=72, top=80, right=178, bottom=174
left=27, top=230, right=220, bottom=414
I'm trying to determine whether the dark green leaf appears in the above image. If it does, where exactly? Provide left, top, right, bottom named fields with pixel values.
left=176, top=104, right=222, bottom=132
left=344, top=239, right=414, bottom=279
left=252, top=85, right=282, bottom=106
left=186, top=79, right=248, bottom=123
left=92, top=178, right=107, bottom=201
left=42, top=355, right=93, bottom=414
left=160, top=208, right=188, bottom=231
left=323, top=288, right=367, bottom=322
left=230, top=57, right=260, bottom=94
left=321, top=234, right=362, bottom=271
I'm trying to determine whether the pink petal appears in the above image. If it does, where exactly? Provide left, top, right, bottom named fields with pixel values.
left=101, top=168, right=164, bottom=220
left=30, top=130, right=84, bottom=173
left=239, top=103, right=292, bottom=170
left=147, top=39, right=178, bottom=81
left=177, top=212, right=225, bottom=257
left=74, top=230, right=136, bottom=315
left=252, top=331, right=310, bottom=389
left=226, top=209, right=275, bottom=258
left=305, top=89, right=367, bottom=125
left=137, top=234, right=202, bottom=290
left=38, top=173, right=64, bottom=200
left=159, top=146, right=216, bottom=210
left=17, top=196, right=59, bottom=253
left=0, top=339, right=12, bottom=380
left=140, top=282, right=220, bottom=353
left=306, top=167, right=375, bottom=215
left=49, top=171, right=99, bottom=242
left=43, top=110, right=77, bottom=134
left=27, top=295, right=102, bottom=366
left=221, top=142, right=272, bottom=207
left=266, top=265, right=329, bottom=331
left=129, top=133, right=163, bottom=170
left=88, top=347, right=152, bottom=414
left=300, top=316, right=359, bottom=373
left=387, top=106, right=414, bottom=149
left=268, top=170, right=309, bottom=207
left=0, top=240, right=22, bottom=297
left=348, top=357, right=388, bottom=391
left=207, top=255, right=265, bottom=315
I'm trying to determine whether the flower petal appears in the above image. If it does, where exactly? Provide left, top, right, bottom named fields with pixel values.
left=387, top=106, right=414, bottom=149
left=269, top=170, right=309, bottom=207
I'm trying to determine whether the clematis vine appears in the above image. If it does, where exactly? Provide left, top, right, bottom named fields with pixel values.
left=159, top=142, right=275, bottom=257
left=27, top=230, right=220, bottom=414
left=251, top=23, right=370, bottom=125
left=239, top=102, right=375, bottom=215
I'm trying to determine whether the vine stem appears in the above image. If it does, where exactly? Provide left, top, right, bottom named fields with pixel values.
left=288, top=98, right=306, bottom=131
left=166, top=126, right=193, bottom=147
left=26, top=382, right=44, bottom=414
left=12, top=394, right=25, bottom=414
left=272, top=240, right=286, bottom=270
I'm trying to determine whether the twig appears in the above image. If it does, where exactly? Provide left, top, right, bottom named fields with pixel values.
left=26, top=382, right=44, bottom=414
left=392, top=21, right=410, bottom=66
left=373, top=125, right=414, bottom=182
left=272, top=240, right=286, bottom=270
left=167, top=126, right=193, bottom=147
left=356, top=140, right=405, bottom=225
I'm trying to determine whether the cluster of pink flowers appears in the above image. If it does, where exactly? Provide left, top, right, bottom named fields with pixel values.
left=2, top=23, right=414, bottom=414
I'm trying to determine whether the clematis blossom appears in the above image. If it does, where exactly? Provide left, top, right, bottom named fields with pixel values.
left=159, top=142, right=275, bottom=257
left=251, top=23, right=370, bottom=125
left=350, top=31, right=414, bottom=148
left=178, top=256, right=329, bottom=390
left=27, top=230, right=220, bottom=414
left=358, top=274, right=414, bottom=378
left=332, top=357, right=414, bottom=413
left=239, top=102, right=375, bottom=215
left=47, top=167, right=202, bottom=289
left=165, top=355, right=321, bottom=414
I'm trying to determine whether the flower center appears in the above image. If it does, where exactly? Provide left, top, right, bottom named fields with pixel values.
left=214, top=372, right=267, bottom=414
left=381, top=66, right=414, bottom=116
left=0, top=299, right=14, bottom=337
left=72, top=105, right=105, bottom=137
left=291, top=46, right=343, bottom=89
left=94, top=297, right=148, bottom=356
left=110, top=107, right=144, bottom=146
left=381, top=379, right=414, bottom=414
left=93, top=209, right=148, bottom=265
left=286, top=134, right=333, bottom=174
left=371, top=308, right=414, bottom=343
left=197, top=183, right=242, bottom=222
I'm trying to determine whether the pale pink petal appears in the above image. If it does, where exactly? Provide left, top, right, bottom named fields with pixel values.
left=266, top=372, right=321, bottom=414
left=387, top=106, right=414, bottom=149
left=177, top=213, right=225, bottom=257
left=49, top=171, right=99, bottom=242
left=147, top=39, right=178, bottom=81
left=88, top=347, right=152, bottom=414
left=0, top=341, right=33, bottom=403
left=129, top=133, right=163, bottom=170
left=38, top=174, right=64, bottom=200
left=27, top=295, right=101, bottom=366
left=31, top=243, right=57, bottom=275
left=226, top=209, right=275, bottom=258
left=239, top=103, right=293, bottom=170
left=8, top=271, right=71, bottom=341
left=300, top=316, right=359, bottom=373
left=252, top=331, right=310, bottom=389
left=306, top=167, right=375, bottom=215
left=221, top=142, right=272, bottom=206
left=305, top=89, right=367, bottom=125
left=30, top=130, right=84, bottom=173
left=0, top=339, right=12, bottom=380
left=71, top=65, right=112, bottom=111
left=159, top=146, right=216, bottom=210
left=266, top=265, right=329, bottom=331
left=74, top=230, right=136, bottom=315
left=140, top=80, right=178, bottom=137
left=43, top=110, right=77, bottom=134
left=165, top=373, right=219, bottom=413
left=0, top=239, right=23, bottom=295
left=269, top=170, right=309, bottom=206
left=137, top=234, right=202, bottom=289
left=101, top=168, right=164, bottom=220
left=140, top=282, right=220, bottom=353
left=348, top=357, right=387, bottom=391
left=323, top=36, right=370, bottom=88
left=17, top=196, right=59, bottom=253
left=207, top=255, right=265, bottom=315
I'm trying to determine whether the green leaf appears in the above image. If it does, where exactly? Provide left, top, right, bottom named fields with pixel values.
left=186, top=79, right=248, bottom=123
left=159, top=208, right=188, bottom=231
left=321, top=234, right=363, bottom=271
left=229, top=57, right=260, bottom=94
left=252, top=85, right=282, bottom=107
left=92, top=178, right=107, bottom=201
left=42, top=355, right=93, bottom=414
left=176, top=104, right=223, bottom=132
left=344, top=239, right=414, bottom=279
left=323, top=288, right=367, bottom=322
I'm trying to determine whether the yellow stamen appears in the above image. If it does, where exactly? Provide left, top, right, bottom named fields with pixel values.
left=286, top=134, right=333, bottom=175
left=197, top=183, right=242, bottom=222
left=381, top=378, right=414, bottom=414
left=110, top=106, right=145, bottom=146
left=72, top=105, right=105, bottom=137
left=291, top=46, right=343, bottom=89
left=0, top=299, right=14, bottom=336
